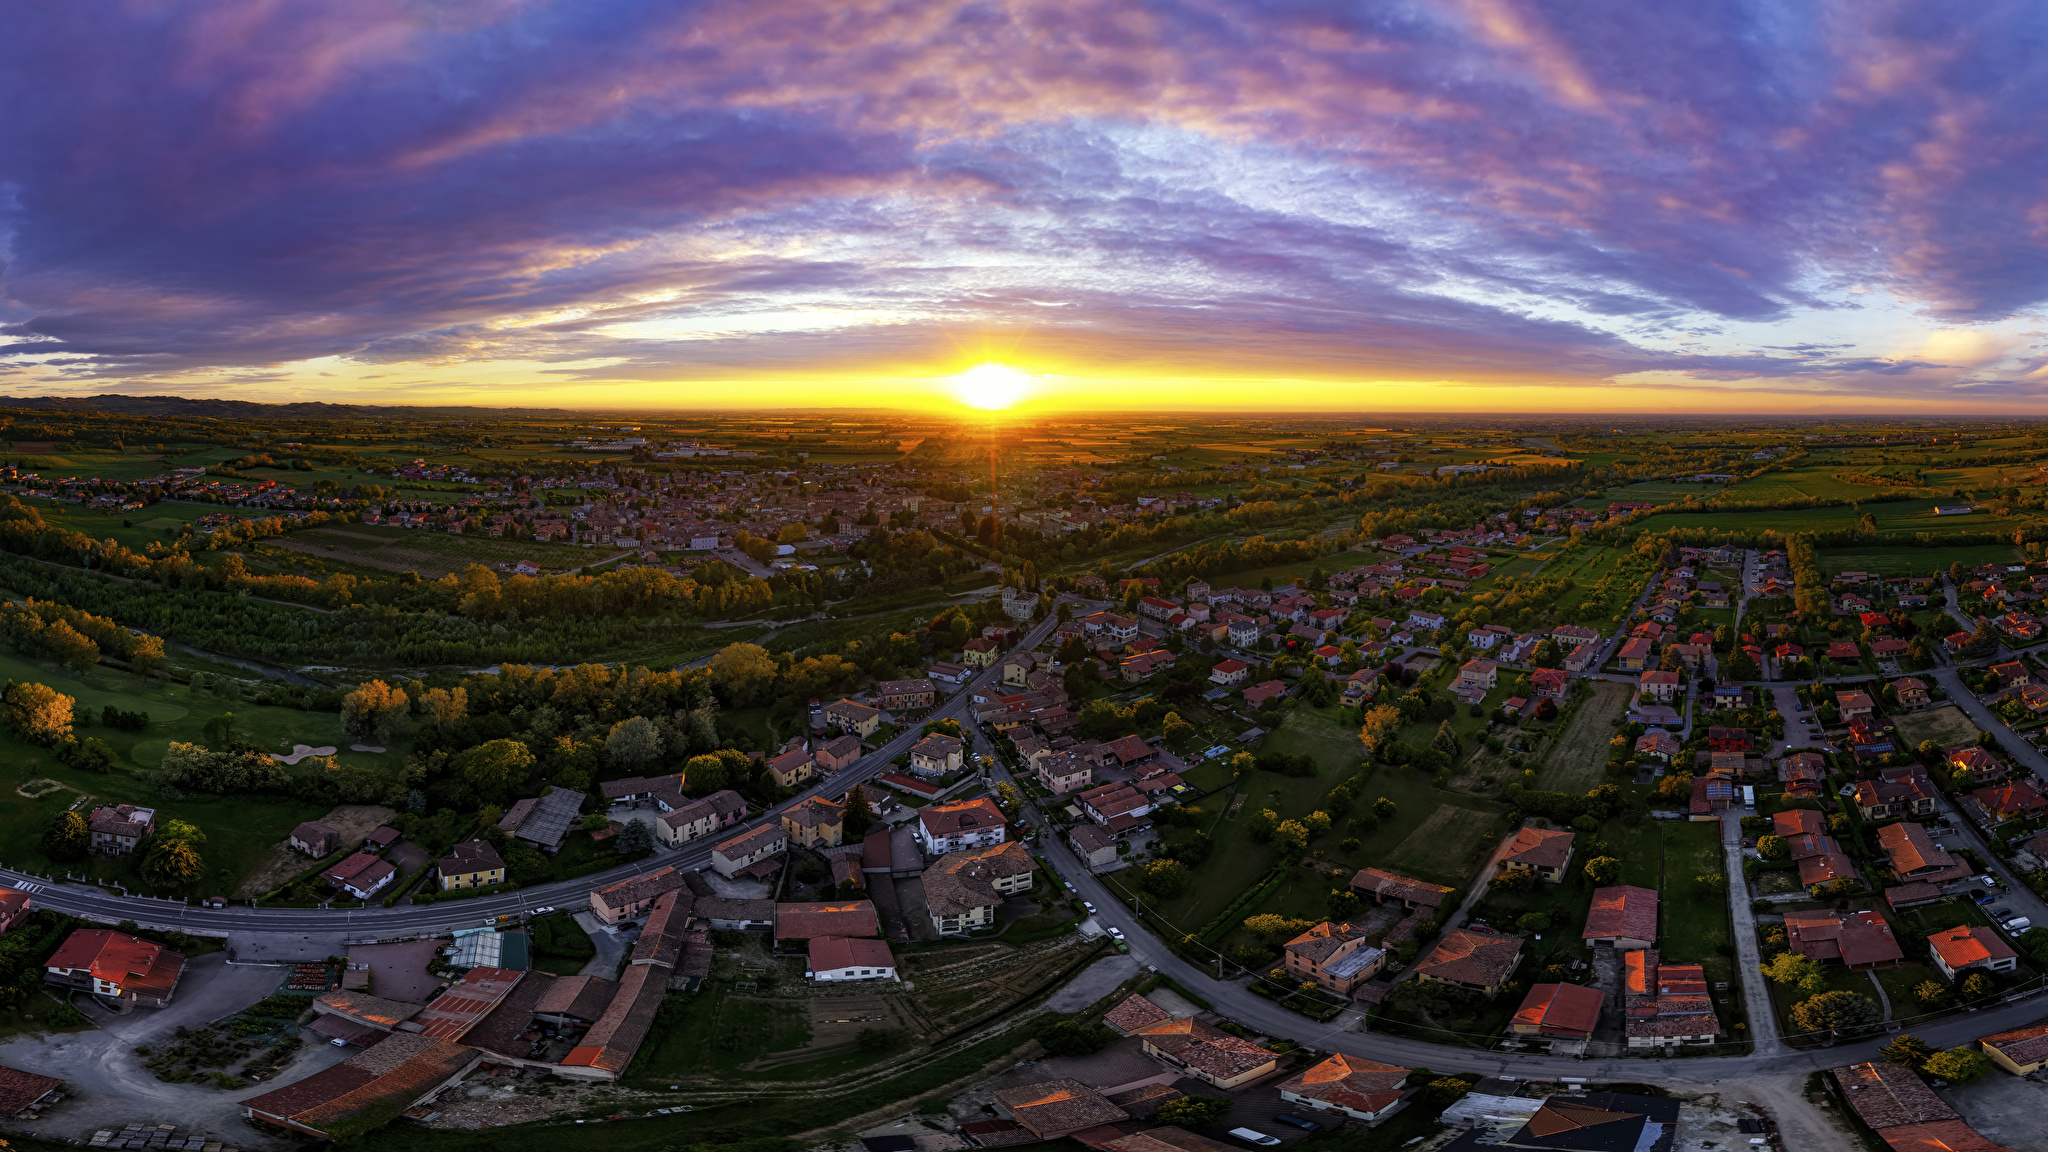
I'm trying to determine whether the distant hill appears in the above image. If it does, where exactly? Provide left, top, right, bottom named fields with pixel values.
left=0, top=394, right=577, bottom=420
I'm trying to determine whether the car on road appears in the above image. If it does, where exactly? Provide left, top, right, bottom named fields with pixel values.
left=1063, top=880, right=1076, bottom=892
left=1228, top=1130, right=1282, bottom=1147
left=1083, top=901, right=1096, bottom=914
left=1273, top=1115, right=1321, bottom=1131
left=1106, top=926, right=1124, bottom=941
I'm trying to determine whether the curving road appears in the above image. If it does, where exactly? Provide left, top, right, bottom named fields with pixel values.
left=2, top=603, right=1077, bottom=943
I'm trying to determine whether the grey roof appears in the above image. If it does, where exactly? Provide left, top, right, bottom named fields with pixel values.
left=502, top=786, right=584, bottom=850
left=1324, top=944, right=1387, bottom=980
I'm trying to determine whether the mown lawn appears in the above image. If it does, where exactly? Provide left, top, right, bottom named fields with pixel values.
left=1820, top=544, right=2020, bottom=577
left=0, top=647, right=393, bottom=893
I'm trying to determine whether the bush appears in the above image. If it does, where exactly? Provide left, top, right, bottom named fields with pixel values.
left=1039, top=1019, right=1116, bottom=1057
left=1155, top=1097, right=1232, bottom=1127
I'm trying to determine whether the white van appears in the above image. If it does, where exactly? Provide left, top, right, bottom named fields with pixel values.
left=1228, top=1131, right=1281, bottom=1147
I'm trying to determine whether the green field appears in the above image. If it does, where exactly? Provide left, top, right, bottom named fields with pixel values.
left=1535, top=681, right=1632, bottom=792
left=1586, top=480, right=1725, bottom=509
left=17, top=496, right=275, bottom=553
left=0, top=647, right=395, bottom=892
left=1630, top=495, right=2032, bottom=538
left=270, top=522, right=618, bottom=577
left=1820, top=544, right=2021, bottom=576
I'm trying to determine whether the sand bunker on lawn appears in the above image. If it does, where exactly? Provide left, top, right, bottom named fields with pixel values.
left=272, top=744, right=339, bottom=764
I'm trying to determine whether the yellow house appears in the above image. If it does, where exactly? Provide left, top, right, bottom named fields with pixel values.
left=767, top=748, right=816, bottom=789
left=824, top=699, right=881, bottom=737
left=438, top=840, right=505, bottom=891
left=962, top=638, right=999, bottom=668
left=1982, top=1023, right=2048, bottom=1075
left=781, top=796, right=845, bottom=849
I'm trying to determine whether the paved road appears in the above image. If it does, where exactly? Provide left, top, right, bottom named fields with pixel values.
left=1, top=604, right=1074, bottom=943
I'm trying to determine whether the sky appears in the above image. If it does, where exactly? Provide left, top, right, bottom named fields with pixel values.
left=6, top=2, right=2048, bottom=414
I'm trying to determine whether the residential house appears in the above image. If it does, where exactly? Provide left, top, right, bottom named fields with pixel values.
left=1068, top=823, right=1118, bottom=870
left=875, top=678, right=937, bottom=711
left=807, top=936, right=896, bottom=983
left=1512, top=983, right=1605, bottom=1043
left=1281, top=922, right=1387, bottom=996
left=1132, top=1017, right=1281, bottom=1089
left=1780, top=751, right=1827, bottom=797
left=922, top=841, right=1034, bottom=935
left=766, top=748, right=815, bottom=789
left=1276, top=1055, right=1410, bottom=1123
left=1077, top=782, right=1152, bottom=834
left=321, top=852, right=397, bottom=900
left=1784, top=909, right=1904, bottom=969
left=87, top=804, right=154, bottom=856
left=1532, top=668, right=1570, bottom=701
left=1928, top=926, right=2018, bottom=982
left=1616, top=638, right=1654, bottom=670
left=1413, top=929, right=1522, bottom=996
left=1582, top=885, right=1658, bottom=951
left=1456, top=659, right=1498, bottom=693
left=908, top=734, right=965, bottom=778
left=915, top=797, right=1008, bottom=855
left=1948, top=745, right=2006, bottom=785
left=655, top=789, right=748, bottom=848
left=1564, top=643, right=1601, bottom=673
left=1876, top=821, right=1971, bottom=886
left=1035, top=751, right=1092, bottom=795
left=43, top=928, right=186, bottom=1007
left=1210, top=659, right=1250, bottom=687
left=781, top=796, right=844, bottom=849
left=824, top=699, right=882, bottom=737
left=961, top=638, right=1000, bottom=668
left=775, top=900, right=880, bottom=944
left=498, top=786, right=587, bottom=852
left=289, top=821, right=341, bottom=857
left=1242, top=680, right=1288, bottom=709
left=1830, top=1061, right=1997, bottom=1152
left=1853, top=768, right=1939, bottom=820
left=436, top=840, right=505, bottom=891
left=1350, top=867, right=1453, bottom=913
left=1964, top=780, right=2048, bottom=828
left=1622, top=950, right=1720, bottom=1047
left=1500, top=827, right=1575, bottom=883
left=1992, top=661, right=2032, bottom=689
left=1707, top=727, right=1753, bottom=754
left=1773, top=809, right=1859, bottom=889
left=813, top=734, right=864, bottom=774
left=0, top=887, right=32, bottom=936
left=710, top=823, right=788, bottom=879
left=589, top=866, right=691, bottom=925
left=1837, top=691, right=1876, bottom=720
left=1980, top=1023, right=2048, bottom=1076
left=990, top=1079, right=1130, bottom=1141
left=1633, top=730, right=1680, bottom=763
left=1637, top=669, right=1680, bottom=703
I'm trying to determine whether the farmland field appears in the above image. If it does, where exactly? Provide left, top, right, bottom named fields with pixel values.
left=270, top=523, right=616, bottom=576
left=1585, top=480, right=1725, bottom=508
left=1893, top=705, right=1982, bottom=750
left=1819, top=544, right=2020, bottom=576
left=1535, top=681, right=1632, bottom=792
left=1728, top=468, right=1898, bottom=502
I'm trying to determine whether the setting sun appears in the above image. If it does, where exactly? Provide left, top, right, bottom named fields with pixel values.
left=951, top=362, right=1032, bottom=410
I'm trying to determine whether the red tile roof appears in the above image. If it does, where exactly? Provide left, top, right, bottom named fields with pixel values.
left=1512, top=983, right=1604, bottom=1039
left=1583, top=885, right=1658, bottom=944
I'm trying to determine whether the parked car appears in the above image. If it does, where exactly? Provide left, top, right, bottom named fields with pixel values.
left=1990, top=907, right=2013, bottom=922
left=1083, top=901, right=1096, bottom=914
left=1063, top=880, right=1076, bottom=892
left=1971, top=889, right=1992, bottom=905
left=1274, top=1115, right=1322, bottom=1131
left=1107, top=926, right=1125, bottom=941
left=1228, top=1131, right=1282, bottom=1147
left=2005, top=917, right=2033, bottom=933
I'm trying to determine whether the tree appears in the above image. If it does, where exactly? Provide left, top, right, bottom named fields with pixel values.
left=1327, top=888, right=1362, bottom=921
left=1583, top=856, right=1620, bottom=885
left=1373, top=796, right=1397, bottom=819
left=1271, top=819, right=1309, bottom=857
left=1138, top=859, right=1193, bottom=899
left=708, top=642, right=778, bottom=705
left=1229, top=752, right=1255, bottom=782
left=1243, top=914, right=1316, bottom=945
left=1879, top=1034, right=1935, bottom=1069
left=1963, top=972, right=1997, bottom=1001
left=1359, top=705, right=1403, bottom=755
left=615, top=819, right=655, bottom=858
left=461, top=739, right=536, bottom=793
left=1759, top=950, right=1826, bottom=993
left=1789, top=990, right=1882, bottom=1037
left=1039, top=1019, right=1117, bottom=1056
left=1, top=681, right=74, bottom=746
left=1913, top=980, right=1951, bottom=1008
left=1923, top=1047, right=1991, bottom=1084
left=1517, top=912, right=1551, bottom=933
left=605, top=716, right=663, bottom=770
left=40, top=809, right=88, bottom=861
left=1756, top=834, right=1789, bottom=861
left=142, top=836, right=204, bottom=887
left=843, top=785, right=878, bottom=837
left=1301, top=810, right=1333, bottom=839
left=1162, top=712, right=1197, bottom=752
left=1155, top=1097, right=1232, bottom=1127
left=684, top=753, right=733, bottom=796
left=1416, top=1077, right=1472, bottom=1107
left=340, top=679, right=409, bottom=743
left=418, top=686, right=468, bottom=727
left=1431, top=720, right=1460, bottom=758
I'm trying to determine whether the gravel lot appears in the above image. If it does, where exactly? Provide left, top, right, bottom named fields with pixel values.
left=1943, top=1071, right=2048, bottom=1151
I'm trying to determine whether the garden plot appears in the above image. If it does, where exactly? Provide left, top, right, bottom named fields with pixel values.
left=1893, top=705, right=1982, bottom=750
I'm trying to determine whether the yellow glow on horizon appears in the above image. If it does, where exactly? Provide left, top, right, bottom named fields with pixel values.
left=950, top=362, right=1032, bottom=410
